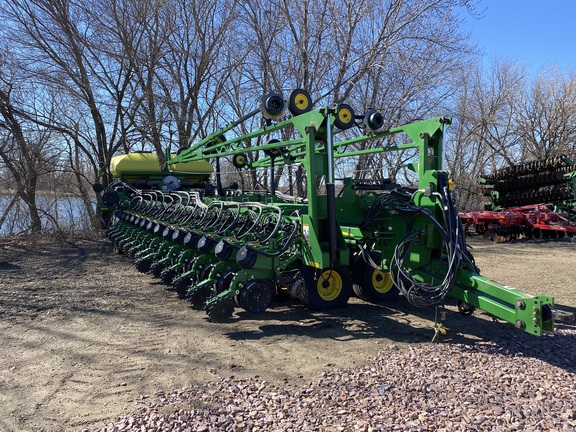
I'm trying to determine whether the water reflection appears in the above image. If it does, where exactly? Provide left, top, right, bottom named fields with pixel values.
left=0, top=195, right=94, bottom=236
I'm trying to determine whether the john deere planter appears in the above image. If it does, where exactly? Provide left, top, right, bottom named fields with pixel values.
left=97, top=89, right=567, bottom=336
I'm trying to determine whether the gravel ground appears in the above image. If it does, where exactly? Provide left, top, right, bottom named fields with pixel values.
left=90, top=326, right=576, bottom=432
left=2, top=236, right=575, bottom=431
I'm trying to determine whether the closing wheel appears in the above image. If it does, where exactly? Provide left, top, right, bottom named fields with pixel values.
left=189, top=283, right=213, bottom=309
left=150, top=261, right=165, bottom=278
left=238, top=279, right=275, bottom=313
left=207, top=298, right=236, bottom=322
left=172, top=276, right=191, bottom=299
left=160, top=266, right=177, bottom=285
left=135, top=257, right=153, bottom=273
left=352, top=255, right=399, bottom=302
left=188, top=264, right=215, bottom=307
left=232, top=153, right=248, bottom=169
left=287, top=89, right=312, bottom=116
left=300, top=265, right=352, bottom=310
left=334, top=104, right=355, bottom=130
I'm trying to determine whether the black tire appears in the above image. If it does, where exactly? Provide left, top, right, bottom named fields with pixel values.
left=352, top=254, right=399, bottom=302
left=287, top=89, right=312, bottom=116
left=299, top=265, right=352, bottom=310
left=232, top=153, right=248, bottom=169
left=475, top=224, right=487, bottom=235
left=333, top=104, right=355, bottom=130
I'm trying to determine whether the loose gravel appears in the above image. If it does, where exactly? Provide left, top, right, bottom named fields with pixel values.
left=90, top=326, right=576, bottom=432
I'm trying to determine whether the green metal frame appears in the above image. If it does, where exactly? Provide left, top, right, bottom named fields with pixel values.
left=98, top=102, right=560, bottom=335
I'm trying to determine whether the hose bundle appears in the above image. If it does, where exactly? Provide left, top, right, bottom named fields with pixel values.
left=389, top=186, right=477, bottom=307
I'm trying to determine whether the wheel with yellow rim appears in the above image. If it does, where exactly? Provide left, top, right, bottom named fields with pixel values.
left=352, top=253, right=399, bottom=302
left=204, top=134, right=226, bottom=155
left=334, top=103, right=355, bottom=130
left=288, top=89, right=312, bottom=116
left=264, top=139, right=284, bottom=158
left=232, top=153, right=248, bottom=169
left=300, top=264, right=352, bottom=310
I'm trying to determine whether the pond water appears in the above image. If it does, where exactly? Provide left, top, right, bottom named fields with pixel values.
left=0, top=195, right=94, bottom=236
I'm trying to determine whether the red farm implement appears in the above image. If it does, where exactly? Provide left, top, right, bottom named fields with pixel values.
left=460, top=155, right=576, bottom=242
left=460, top=204, right=576, bottom=242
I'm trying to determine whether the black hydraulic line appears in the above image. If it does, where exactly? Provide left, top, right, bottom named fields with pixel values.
left=270, top=157, right=276, bottom=196
left=325, top=114, right=338, bottom=265
left=226, top=108, right=260, bottom=131
left=215, top=157, right=223, bottom=196
left=245, top=220, right=300, bottom=257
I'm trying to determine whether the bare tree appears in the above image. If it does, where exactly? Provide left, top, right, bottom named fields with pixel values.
left=0, top=62, right=59, bottom=234
left=1, top=0, right=144, bottom=185
left=515, top=67, right=576, bottom=160
left=445, top=60, right=527, bottom=209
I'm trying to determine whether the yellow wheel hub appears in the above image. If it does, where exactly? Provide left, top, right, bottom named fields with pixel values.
left=372, top=270, right=393, bottom=294
left=295, top=95, right=310, bottom=111
left=317, top=270, right=343, bottom=301
left=338, top=107, right=352, bottom=123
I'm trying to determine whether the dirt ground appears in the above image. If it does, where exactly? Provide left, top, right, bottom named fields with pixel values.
left=0, top=235, right=575, bottom=432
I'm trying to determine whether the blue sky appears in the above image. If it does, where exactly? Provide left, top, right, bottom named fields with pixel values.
left=462, top=0, right=576, bottom=73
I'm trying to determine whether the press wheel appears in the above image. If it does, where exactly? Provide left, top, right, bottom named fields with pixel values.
left=238, top=279, right=275, bottom=313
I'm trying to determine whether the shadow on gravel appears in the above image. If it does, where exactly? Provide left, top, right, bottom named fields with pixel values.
left=225, top=297, right=508, bottom=345
left=0, top=261, right=20, bottom=271
left=225, top=297, right=576, bottom=374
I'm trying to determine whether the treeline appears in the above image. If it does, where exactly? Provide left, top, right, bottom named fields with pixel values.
left=0, top=0, right=574, bottom=235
